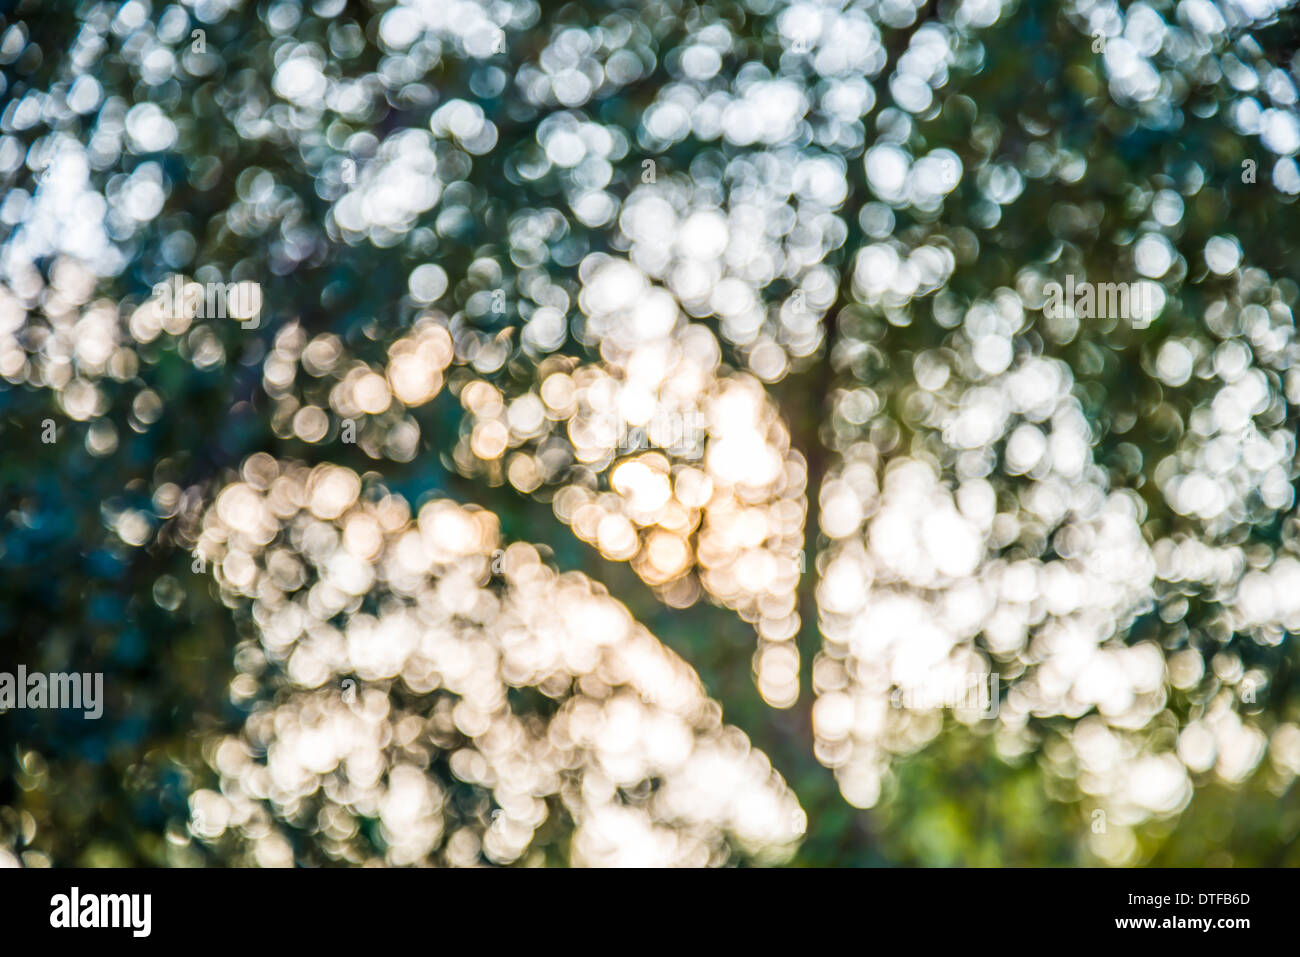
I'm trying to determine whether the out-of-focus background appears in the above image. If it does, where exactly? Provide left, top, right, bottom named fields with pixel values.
left=1, top=0, right=1299, bottom=866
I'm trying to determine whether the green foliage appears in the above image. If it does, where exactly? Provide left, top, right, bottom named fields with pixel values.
left=1, top=0, right=1299, bottom=866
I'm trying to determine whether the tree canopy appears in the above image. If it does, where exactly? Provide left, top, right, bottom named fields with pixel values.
left=2, top=0, right=1300, bottom=866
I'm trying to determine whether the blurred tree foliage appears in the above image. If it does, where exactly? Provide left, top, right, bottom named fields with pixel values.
left=1, top=0, right=1299, bottom=866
